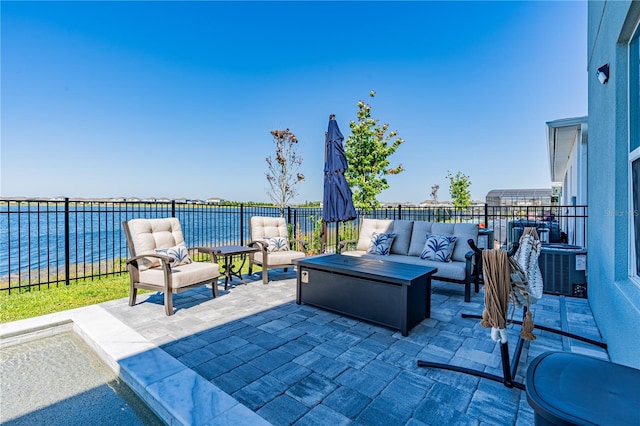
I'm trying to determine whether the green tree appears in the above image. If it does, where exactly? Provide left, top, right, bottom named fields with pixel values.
left=265, top=129, right=304, bottom=217
left=344, top=91, right=405, bottom=210
left=446, top=171, right=472, bottom=208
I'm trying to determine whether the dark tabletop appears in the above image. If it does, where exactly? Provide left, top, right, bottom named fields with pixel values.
left=295, top=254, right=436, bottom=285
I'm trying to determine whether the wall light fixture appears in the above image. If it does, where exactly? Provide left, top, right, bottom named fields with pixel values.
left=596, top=64, right=609, bottom=84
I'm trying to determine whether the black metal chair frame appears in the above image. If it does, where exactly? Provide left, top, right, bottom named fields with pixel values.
left=417, top=239, right=607, bottom=390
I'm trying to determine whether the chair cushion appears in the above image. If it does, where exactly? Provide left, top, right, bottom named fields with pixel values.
left=356, top=218, right=393, bottom=251
left=138, top=261, right=220, bottom=289
left=265, top=236, right=290, bottom=252
left=420, top=233, right=457, bottom=262
left=252, top=250, right=306, bottom=266
left=367, top=232, right=396, bottom=255
left=155, top=243, right=192, bottom=266
left=250, top=216, right=288, bottom=240
left=126, top=218, right=186, bottom=270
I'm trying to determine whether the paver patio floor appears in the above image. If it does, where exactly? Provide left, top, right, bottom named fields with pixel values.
left=100, top=269, right=608, bottom=425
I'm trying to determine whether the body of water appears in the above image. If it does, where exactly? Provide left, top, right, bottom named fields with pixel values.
left=0, top=203, right=324, bottom=279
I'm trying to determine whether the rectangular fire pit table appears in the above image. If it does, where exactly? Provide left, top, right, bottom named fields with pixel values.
left=294, top=254, right=437, bottom=336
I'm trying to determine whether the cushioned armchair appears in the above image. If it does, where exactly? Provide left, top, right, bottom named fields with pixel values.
left=122, top=218, right=221, bottom=315
left=248, top=216, right=307, bottom=284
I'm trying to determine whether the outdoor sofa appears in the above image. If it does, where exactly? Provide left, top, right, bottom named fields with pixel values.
left=339, top=218, right=481, bottom=302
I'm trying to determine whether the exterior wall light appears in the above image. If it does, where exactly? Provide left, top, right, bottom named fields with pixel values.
left=597, top=64, right=609, bottom=84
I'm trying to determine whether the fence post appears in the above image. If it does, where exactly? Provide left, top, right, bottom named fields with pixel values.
left=64, top=197, right=70, bottom=286
left=293, top=207, right=298, bottom=232
left=484, top=203, right=489, bottom=228
left=240, top=204, right=244, bottom=246
left=398, top=204, right=402, bottom=220
left=171, top=200, right=176, bottom=217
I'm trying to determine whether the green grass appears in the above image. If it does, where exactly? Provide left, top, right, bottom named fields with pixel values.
left=0, top=263, right=262, bottom=324
left=0, top=275, right=135, bottom=324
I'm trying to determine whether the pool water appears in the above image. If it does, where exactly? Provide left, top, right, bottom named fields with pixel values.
left=0, top=331, right=164, bottom=425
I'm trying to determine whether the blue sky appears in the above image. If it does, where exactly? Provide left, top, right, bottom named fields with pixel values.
left=1, top=1, right=587, bottom=203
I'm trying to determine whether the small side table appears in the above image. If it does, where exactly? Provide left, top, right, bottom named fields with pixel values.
left=208, top=245, right=259, bottom=290
left=526, top=351, right=640, bottom=425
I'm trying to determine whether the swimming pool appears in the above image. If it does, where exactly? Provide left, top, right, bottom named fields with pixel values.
left=0, top=326, right=163, bottom=425
left=0, top=302, right=269, bottom=425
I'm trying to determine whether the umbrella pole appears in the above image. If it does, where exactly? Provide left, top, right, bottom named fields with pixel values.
left=321, top=221, right=327, bottom=253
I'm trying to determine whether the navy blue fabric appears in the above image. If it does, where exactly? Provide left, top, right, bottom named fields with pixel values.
left=323, top=118, right=356, bottom=223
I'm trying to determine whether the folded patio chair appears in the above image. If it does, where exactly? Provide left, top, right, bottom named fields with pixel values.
left=248, top=216, right=307, bottom=284
left=122, top=218, right=222, bottom=316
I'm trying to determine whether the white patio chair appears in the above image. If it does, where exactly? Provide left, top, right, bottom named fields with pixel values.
left=122, top=217, right=221, bottom=315
left=248, top=216, right=307, bottom=284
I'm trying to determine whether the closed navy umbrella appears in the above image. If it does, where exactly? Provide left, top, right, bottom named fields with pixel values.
left=322, top=115, right=356, bottom=250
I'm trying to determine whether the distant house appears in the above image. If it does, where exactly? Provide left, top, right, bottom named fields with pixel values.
left=485, top=188, right=551, bottom=206
left=379, top=201, right=417, bottom=208
left=587, top=1, right=639, bottom=368
left=205, top=198, right=224, bottom=204
left=418, top=199, right=451, bottom=207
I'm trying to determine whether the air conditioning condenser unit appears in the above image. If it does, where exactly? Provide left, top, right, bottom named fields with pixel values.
left=538, top=244, right=587, bottom=298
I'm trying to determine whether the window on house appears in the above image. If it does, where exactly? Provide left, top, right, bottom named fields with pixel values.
left=632, top=25, right=639, bottom=152
left=631, top=26, right=640, bottom=278
left=633, top=158, right=639, bottom=276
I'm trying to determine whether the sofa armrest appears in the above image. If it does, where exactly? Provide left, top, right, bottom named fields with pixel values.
left=338, top=239, right=358, bottom=254
left=465, top=250, right=477, bottom=275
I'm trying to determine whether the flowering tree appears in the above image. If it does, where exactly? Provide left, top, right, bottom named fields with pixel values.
left=344, top=91, right=405, bottom=210
left=265, top=129, right=304, bottom=217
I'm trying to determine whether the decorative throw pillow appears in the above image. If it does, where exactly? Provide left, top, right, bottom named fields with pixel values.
left=367, top=232, right=397, bottom=255
left=420, top=233, right=457, bottom=262
left=265, top=236, right=290, bottom=252
left=155, top=243, right=192, bottom=266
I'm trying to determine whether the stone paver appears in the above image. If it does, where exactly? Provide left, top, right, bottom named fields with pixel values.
left=102, top=270, right=608, bottom=425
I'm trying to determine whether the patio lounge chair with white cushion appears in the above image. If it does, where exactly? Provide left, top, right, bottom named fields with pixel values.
left=248, top=216, right=307, bottom=284
left=123, top=218, right=221, bottom=316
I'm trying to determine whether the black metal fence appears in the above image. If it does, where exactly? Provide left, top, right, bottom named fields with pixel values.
left=0, top=199, right=587, bottom=294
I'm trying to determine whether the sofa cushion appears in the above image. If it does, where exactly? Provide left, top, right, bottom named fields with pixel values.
left=356, top=218, right=393, bottom=251
left=451, top=223, right=479, bottom=262
left=341, top=251, right=467, bottom=282
left=367, top=232, right=396, bottom=255
left=420, top=233, right=457, bottom=262
left=430, top=222, right=455, bottom=236
left=390, top=220, right=413, bottom=255
left=408, top=221, right=434, bottom=256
